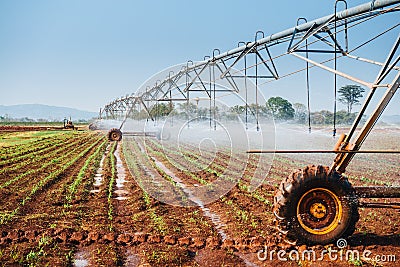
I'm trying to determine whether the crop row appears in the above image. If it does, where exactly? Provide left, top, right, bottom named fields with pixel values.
left=144, top=138, right=240, bottom=185
left=143, top=142, right=209, bottom=186
left=0, top=136, right=103, bottom=225
left=0, top=135, right=71, bottom=167
left=122, top=141, right=170, bottom=235
left=144, top=139, right=278, bottom=238
left=170, top=141, right=293, bottom=190
left=0, top=135, right=100, bottom=190
left=0, top=132, right=72, bottom=161
left=107, top=141, right=117, bottom=224
left=0, top=134, right=95, bottom=178
left=122, top=137, right=219, bottom=238
left=135, top=138, right=194, bottom=205
left=126, top=137, right=276, bottom=242
left=146, top=139, right=274, bottom=205
left=65, top=138, right=108, bottom=206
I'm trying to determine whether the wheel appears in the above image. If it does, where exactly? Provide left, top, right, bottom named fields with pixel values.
left=89, top=123, right=97, bottom=130
left=108, top=128, right=122, bottom=141
left=273, top=165, right=359, bottom=245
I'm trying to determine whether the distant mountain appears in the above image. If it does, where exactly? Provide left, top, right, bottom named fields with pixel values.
left=381, top=115, right=400, bottom=125
left=0, top=104, right=98, bottom=121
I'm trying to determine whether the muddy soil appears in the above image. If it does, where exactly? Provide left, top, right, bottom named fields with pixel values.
left=0, top=127, right=399, bottom=266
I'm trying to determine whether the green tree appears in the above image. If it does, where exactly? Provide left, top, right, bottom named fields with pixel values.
left=310, top=110, right=359, bottom=125
left=338, top=85, right=365, bottom=113
left=266, top=96, right=295, bottom=120
left=230, top=105, right=245, bottom=114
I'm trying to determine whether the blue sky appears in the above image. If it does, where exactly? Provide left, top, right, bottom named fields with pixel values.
left=0, top=0, right=399, bottom=115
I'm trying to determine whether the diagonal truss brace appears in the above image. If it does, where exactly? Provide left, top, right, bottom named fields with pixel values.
left=291, top=52, right=374, bottom=88
left=288, top=15, right=335, bottom=53
left=183, top=62, right=210, bottom=92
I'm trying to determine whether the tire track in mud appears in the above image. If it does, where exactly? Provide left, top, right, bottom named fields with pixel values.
left=72, top=141, right=120, bottom=267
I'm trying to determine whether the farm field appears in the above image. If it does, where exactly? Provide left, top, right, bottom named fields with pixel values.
left=0, top=126, right=399, bottom=267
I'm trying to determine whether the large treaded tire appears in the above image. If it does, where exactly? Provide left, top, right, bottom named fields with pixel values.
left=108, top=128, right=122, bottom=141
left=273, top=165, right=359, bottom=245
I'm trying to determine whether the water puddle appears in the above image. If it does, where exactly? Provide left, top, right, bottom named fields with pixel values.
left=136, top=141, right=168, bottom=193
left=137, top=138, right=256, bottom=267
left=136, top=141, right=146, bottom=154
left=124, top=249, right=140, bottom=267
left=93, top=174, right=103, bottom=187
left=73, top=250, right=89, bottom=267
left=90, top=144, right=110, bottom=194
left=201, top=207, right=227, bottom=240
left=114, top=144, right=129, bottom=201
left=184, top=188, right=228, bottom=241
left=145, top=145, right=228, bottom=241
left=153, top=159, right=184, bottom=184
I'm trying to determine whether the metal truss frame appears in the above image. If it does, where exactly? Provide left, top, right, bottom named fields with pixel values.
left=100, top=0, right=400, bottom=173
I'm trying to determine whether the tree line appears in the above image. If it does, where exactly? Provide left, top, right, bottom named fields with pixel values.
left=230, top=85, right=365, bottom=125
left=124, top=84, right=366, bottom=125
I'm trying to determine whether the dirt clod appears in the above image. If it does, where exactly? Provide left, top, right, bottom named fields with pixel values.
left=132, top=232, right=147, bottom=243
left=206, top=236, right=220, bottom=249
left=117, top=233, right=131, bottom=244
left=234, top=238, right=249, bottom=251
left=0, top=237, right=11, bottom=245
left=103, top=232, right=115, bottom=242
left=298, top=244, right=308, bottom=254
left=164, top=235, right=177, bottom=245
left=148, top=234, right=162, bottom=243
left=178, top=236, right=191, bottom=246
left=24, top=230, right=38, bottom=242
left=191, top=237, right=205, bottom=248
left=56, top=230, right=69, bottom=243
left=7, top=229, right=23, bottom=242
left=221, top=239, right=235, bottom=250
left=87, top=231, right=101, bottom=242
left=70, top=231, right=86, bottom=244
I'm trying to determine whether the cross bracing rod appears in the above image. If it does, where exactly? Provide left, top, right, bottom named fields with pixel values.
left=291, top=53, right=374, bottom=88
left=333, top=69, right=400, bottom=174
left=247, top=150, right=400, bottom=154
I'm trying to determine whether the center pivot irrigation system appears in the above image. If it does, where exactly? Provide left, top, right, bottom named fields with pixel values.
left=97, top=0, right=400, bottom=244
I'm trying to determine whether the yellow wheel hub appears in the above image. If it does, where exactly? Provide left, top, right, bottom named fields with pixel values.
left=309, top=202, right=327, bottom=219
left=297, top=188, right=342, bottom=235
